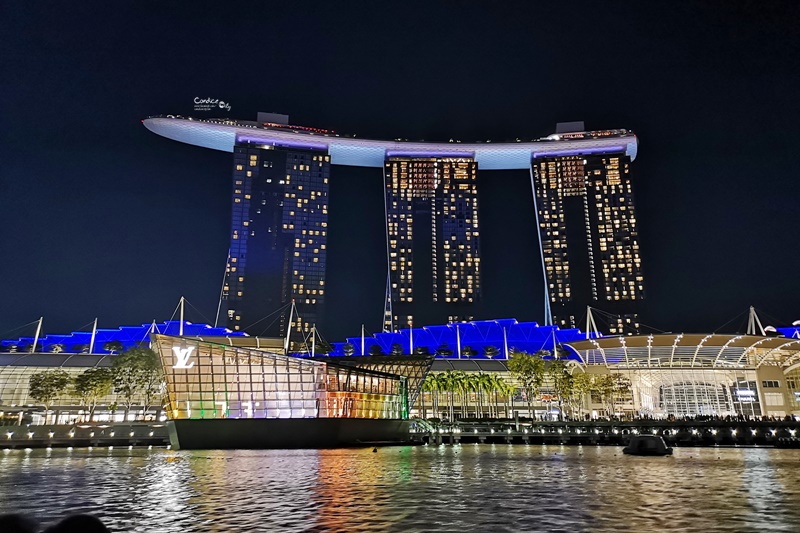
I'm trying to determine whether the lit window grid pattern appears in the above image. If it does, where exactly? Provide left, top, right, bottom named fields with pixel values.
left=154, top=336, right=404, bottom=420
left=225, top=146, right=260, bottom=331
left=533, top=160, right=572, bottom=303
left=385, top=159, right=434, bottom=305
left=226, top=145, right=330, bottom=335
left=283, top=152, right=330, bottom=334
left=384, top=158, right=481, bottom=326
left=438, top=159, right=480, bottom=304
left=532, top=155, right=644, bottom=306
left=593, top=157, right=644, bottom=302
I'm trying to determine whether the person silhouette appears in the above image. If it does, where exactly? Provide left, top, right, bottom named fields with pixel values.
left=45, top=514, right=110, bottom=533
left=0, top=514, right=39, bottom=533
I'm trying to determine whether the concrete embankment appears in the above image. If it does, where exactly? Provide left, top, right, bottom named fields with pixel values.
left=0, top=423, right=169, bottom=449
left=418, top=419, right=800, bottom=447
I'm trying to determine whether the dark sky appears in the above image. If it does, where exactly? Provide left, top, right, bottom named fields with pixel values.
left=1, top=1, right=799, bottom=341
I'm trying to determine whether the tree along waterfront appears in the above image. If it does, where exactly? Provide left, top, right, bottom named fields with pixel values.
left=23, top=348, right=164, bottom=424
left=418, top=350, right=633, bottom=421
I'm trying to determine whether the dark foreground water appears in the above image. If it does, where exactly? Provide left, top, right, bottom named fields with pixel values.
left=1, top=445, right=799, bottom=532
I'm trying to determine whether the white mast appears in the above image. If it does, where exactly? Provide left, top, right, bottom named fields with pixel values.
left=456, top=324, right=461, bottom=359
left=503, top=326, right=509, bottom=359
left=284, top=301, right=295, bottom=355
left=361, top=324, right=366, bottom=356
left=32, top=317, right=43, bottom=353
left=409, top=327, right=414, bottom=356
left=179, top=296, right=185, bottom=337
left=552, top=327, right=558, bottom=358
left=148, top=320, right=157, bottom=349
left=747, top=306, right=766, bottom=336
left=214, top=250, right=231, bottom=328
left=585, top=306, right=601, bottom=340
left=311, top=324, right=316, bottom=357
left=89, top=318, right=98, bottom=354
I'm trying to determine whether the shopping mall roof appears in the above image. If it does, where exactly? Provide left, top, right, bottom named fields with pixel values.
left=564, top=333, right=800, bottom=369
left=142, top=116, right=638, bottom=169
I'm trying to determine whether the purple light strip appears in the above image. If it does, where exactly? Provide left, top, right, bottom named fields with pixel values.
left=237, top=135, right=329, bottom=151
left=532, top=145, right=626, bottom=158
left=386, top=150, right=475, bottom=158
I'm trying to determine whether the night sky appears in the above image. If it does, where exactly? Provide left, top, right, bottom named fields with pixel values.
left=1, top=1, right=799, bottom=342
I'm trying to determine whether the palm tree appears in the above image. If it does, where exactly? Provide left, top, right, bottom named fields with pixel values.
left=460, top=372, right=478, bottom=418
left=104, top=341, right=124, bottom=355
left=493, top=375, right=515, bottom=418
left=483, top=345, right=500, bottom=359
left=420, top=373, right=439, bottom=419
left=478, top=373, right=498, bottom=418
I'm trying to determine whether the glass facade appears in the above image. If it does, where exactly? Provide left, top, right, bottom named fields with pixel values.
left=532, top=131, right=644, bottom=333
left=383, top=157, right=480, bottom=331
left=224, top=142, right=330, bottom=338
left=153, top=335, right=406, bottom=421
left=0, top=359, right=154, bottom=424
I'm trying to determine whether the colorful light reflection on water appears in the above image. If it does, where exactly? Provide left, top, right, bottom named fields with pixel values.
left=1, top=445, right=799, bottom=532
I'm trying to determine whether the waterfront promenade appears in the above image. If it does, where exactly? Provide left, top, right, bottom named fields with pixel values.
left=0, top=422, right=168, bottom=449
left=416, top=418, right=800, bottom=447
left=4, top=418, right=800, bottom=449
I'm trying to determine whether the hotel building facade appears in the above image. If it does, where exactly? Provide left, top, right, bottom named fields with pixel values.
left=383, top=156, right=480, bottom=331
left=531, top=123, right=644, bottom=334
left=143, top=114, right=640, bottom=336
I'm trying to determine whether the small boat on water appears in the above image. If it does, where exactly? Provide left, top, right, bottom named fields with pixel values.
left=623, top=435, right=673, bottom=456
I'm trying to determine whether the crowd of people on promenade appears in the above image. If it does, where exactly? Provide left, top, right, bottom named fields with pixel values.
left=442, top=412, right=800, bottom=424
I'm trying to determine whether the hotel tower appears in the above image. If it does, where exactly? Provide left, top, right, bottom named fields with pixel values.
left=143, top=113, right=640, bottom=336
left=531, top=122, right=644, bottom=334
left=383, top=156, right=481, bottom=331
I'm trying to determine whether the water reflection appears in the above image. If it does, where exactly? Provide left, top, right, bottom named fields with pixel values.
left=1, top=445, right=800, bottom=532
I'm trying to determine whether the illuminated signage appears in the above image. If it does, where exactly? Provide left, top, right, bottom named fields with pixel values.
left=172, top=346, right=195, bottom=369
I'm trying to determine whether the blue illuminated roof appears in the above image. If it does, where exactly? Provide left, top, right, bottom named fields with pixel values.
left=321, top=318, right=598, bottom=360
left=777, top=327, right=800, bottom=339
left=1, top=321, right=246, bottom=354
